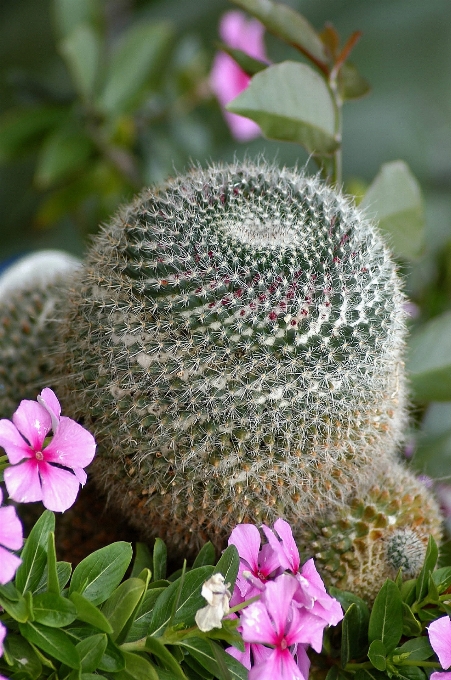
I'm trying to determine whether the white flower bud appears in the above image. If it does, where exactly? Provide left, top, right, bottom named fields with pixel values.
left=195, top=573, right=231, bottom=632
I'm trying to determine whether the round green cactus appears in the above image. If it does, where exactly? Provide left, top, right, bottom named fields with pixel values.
left=52, top=159, right=414, bottom=559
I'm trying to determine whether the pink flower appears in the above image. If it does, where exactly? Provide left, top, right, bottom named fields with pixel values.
left=428, top=616, right=451, bottom=669
left=0, top=487, right=23, bottom=585
left=210, top=10, right=268, bottom=141
left=0, top=388, right=96, bottom=512
left=240, top=574, right=311, bottom=680
left=0, top=621, right=6, bottom=656
left=228, top=523, right=280, bottom=604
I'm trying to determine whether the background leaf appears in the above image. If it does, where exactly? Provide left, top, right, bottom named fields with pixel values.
left=407, top=312, right=451, bottom=402
left=59, top=23, right=101, bottom=101
left=69, top=542, right=133, bottom=605
left=368, top=580, right=403, bottom=653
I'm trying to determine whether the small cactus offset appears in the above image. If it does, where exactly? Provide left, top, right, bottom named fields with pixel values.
left=51, top=158, right=430, bottom=582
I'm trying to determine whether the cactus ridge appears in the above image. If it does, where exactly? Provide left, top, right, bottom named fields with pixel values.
left=54, top=159, right=409, bottom=551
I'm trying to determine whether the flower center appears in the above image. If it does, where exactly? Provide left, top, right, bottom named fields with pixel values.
left=280, top=638, right=288, bottom=650
left=35, top=451, right=44, bottom=461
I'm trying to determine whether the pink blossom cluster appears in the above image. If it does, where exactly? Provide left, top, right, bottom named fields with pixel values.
left=226, top=519, right=343, bottom=679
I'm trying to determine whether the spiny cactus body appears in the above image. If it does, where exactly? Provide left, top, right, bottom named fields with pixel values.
left=53, top=160, right=412, bottom=558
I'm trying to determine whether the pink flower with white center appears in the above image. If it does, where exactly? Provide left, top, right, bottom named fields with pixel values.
left=0, top=487, right=23, bottom=584
left=240, top=574, right=312, bottom=680
left=228, top=523, right=280, bottom=604
left=210, top=10, right=268, bottom=141
left=0, top=388, right=96, bottom=512
left=428, top=616, right=451, bottom=670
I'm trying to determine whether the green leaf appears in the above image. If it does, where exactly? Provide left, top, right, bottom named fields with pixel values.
left=34, top=125, right=94, bottom=189
left=368, top=640, right=387, bottom=671
left=76, top=634, right=108, bottom=673
left=59, top=23, right=101, bottom=101
left=360, top=160, right=424, bottom=260
left=100, top=578, right=146, bottom=641
left=214, top=545, right=240, bottom=592
left=69, top=542, right=133, bottom=605
left=116, top=651, right=159, bottom=680
left=99, top=20, right=173, bottom=116
left=46, top=533, right=59, bottom=595
left=329, top=587, right=370, bottom=618
left=53, top=0, right=99, bottom=39
left=16, top=511, right=55, bottom=595
left=393, top=637, right=434, bottom=662
left=228, top=61, right=338, bottom=154
left=35, top=562, right=73, bottom=595
left=338, top=62, right=371, bottom=101
left=148, top=566, right=214, bottom=636
left=415, top=536, right=438, bottom=601
left=0, top=107, right=67, bottom=162
left=130, top=543, right=153, bottom=578
left=153, top=538, right=168, bottom=582
left=69, top=591, right=113, bottom=633
left=192, top=543, right=216, bottom=569
left=391, top=667, right=426, bottom=680
left=33, top=592, right=77, bottom=627
left=3, top=633, right=43, bottom=680
left=407, top=312, right=451, bottom=402
left=368, top=580, right=403, bottom=653
left=355, top=671, right=389, bottom=680
left=401, top=603, right=422, bottom=636
left=125, top=587, right=166, bottom=642
left=0, top=590, right=30, bottom=622
left=341, top=603, right=369, bottom=667
left=179, top=638, right=247, bottom=680
left=215, top=43, right=268, bottom=76
left=144, top=637, right=188, bottom=679
left=97, top=636, right=125, bottom=673
left=432, top=566, right=451, bottom=593
left=399, top=579, right=417, bottom=606
left=230, top=0, right=327, bottom=64
left=19, top=621, right=80, bottom=669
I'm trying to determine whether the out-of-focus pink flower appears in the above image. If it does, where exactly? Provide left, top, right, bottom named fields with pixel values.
left=428, top=616, right=451, bottom=669
left=0, top=621, right=6, bottom=656
left=210, top=10, right=268, bottom=141
left=240, top=574, right=311, bottom=680
left=431, top=674, right=451, bottom=680
left=226, top=641, right=272, bottom=671
left=228, top=523, right=280, bottom=604
left=0, top=487, right=22, bottom=585
left=0, top=388, right=96, bottom=512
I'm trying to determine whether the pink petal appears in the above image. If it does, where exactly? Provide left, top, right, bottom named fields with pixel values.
left=429, top=617, right=451, bottom=669
left=226, top=643, right=252, bottom=670
left=73, top=467, right=87, bottom=485
left=12, top=400, right=51, bottom=450
left=241, top=601, right=278, bottom=645
left=0, top=621, right=6, bottom=653
left=295, top=644, right=311, bottom=680
left=0, top=545, right=22, bottom=585
left=37, top=388, right=61, bottom=433
left=0, top=487, right=2, bottom=505
left=431, top=674, right=451, bottom=680
left=249, top=647, right=305, bottom=680
left=219, top=11, right=266, bottom=61
left=4, top=459, right=42, bottom=504
left=43, top=416, right=96, bottom=469
left=0, top=505, right=23, bottom=550
left=0, top=419, right=33, bottom=464
left=258, top=543, right=281, bottom=577
left=228, top=524, right=261, bottom=573
left=262, top=574, right=298, bottom=637
left=40, top=463, right=81, bottom=512
left=298, top=559, right=343, bottom=625
left=286, top=606, right=327, bottom=653
left=273, top=518, right=300, bottom=573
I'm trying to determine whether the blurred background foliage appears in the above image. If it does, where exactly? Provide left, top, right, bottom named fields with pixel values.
left=1, top=0, right=451, bottom=515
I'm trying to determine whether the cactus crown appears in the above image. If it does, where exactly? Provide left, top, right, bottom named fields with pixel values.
left=56, top=159, right=407, bottom=552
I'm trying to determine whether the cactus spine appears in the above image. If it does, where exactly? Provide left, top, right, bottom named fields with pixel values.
left=53, top=160, right=427, bottom=561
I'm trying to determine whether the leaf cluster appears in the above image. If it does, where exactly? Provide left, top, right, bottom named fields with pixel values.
left=0, top=512, right=244, bottom=680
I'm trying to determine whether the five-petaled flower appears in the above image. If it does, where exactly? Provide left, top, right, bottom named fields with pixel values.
left=210, top=10, right=268, bottom=141
left=0, top=486, right=23, bottom=585
left=0, top=388, right=96, bottom=512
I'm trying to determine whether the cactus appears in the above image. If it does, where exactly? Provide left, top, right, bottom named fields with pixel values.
left=51, top=159, right=425, bottom=567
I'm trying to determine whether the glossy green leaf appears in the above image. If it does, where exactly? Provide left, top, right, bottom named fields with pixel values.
left=148, top=566, right=214, bottom=636
left=415, top=536, right=438, bottom=601
left=391, top=667, right=426, bottom=680
left=2, top=633, right=43, bottom=680
left=0, top=590, right=30, bottom=622
left=0, top=581, right=20, bottom=601
left=228, top=61, right=338, bottom=154
left=126, top=587, right=166, bottom=642
left=16, top=511, right=55, bottom=595
left=19, top=622, right=80, bottom=669
left=46, top=532, right=59, bottom=595
left=35, top=561, right=72, bottom=596
left=407, top=312, right=451, bottom=402
left=33, top=592, right=77, bottom=627
left=153, top=537, right=167, bottom=582
left=100, top=578, right=145, bottom=640
left=69, top=542, right=132, bottom=605
left=34, top=125, right=93, bottom=189
left=215, top=43, right=268, bottom=76
left=329, top=587, right=370, bottom=618
left=360, top=160, right=424, bottom=260
left=144, top=636, right=188, bottom=679
left=116, top=651, right=159, bottom=680
left=432, top=566, right=451, bottom=593
left=97, top=636, right=125, bottom=673
left=99, top=21, right=173, bottom=115
left=130, top=543, right=153, bottom=578
left=179, top=638, right=247, bottom=680
left=76, top=634, right=108, bottom=673
left=214, top=545, right=239, bottom=592
left=69, top=591, right=113, bottom=634
left=355, top=671, right=389, bottom=680
left=393, top=637, right=434, bottom=662
left=230, top=0, right=327, bottom=64
left=338, top=62, right=371, bottom=101
left=192, top=542, right=216, bottom=569
left=59, top=23, right=100, bottom=101
left=0, top=107, right=67, bottom=162
left=368, top=580, right=403, bottom=653
left=341, top=603, right=369, bottom=667
left=399, top=579, right=416, bottom=605
left=368, top=640, right=386, bottom=671
left=401, top=603, right=422, bottom=636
